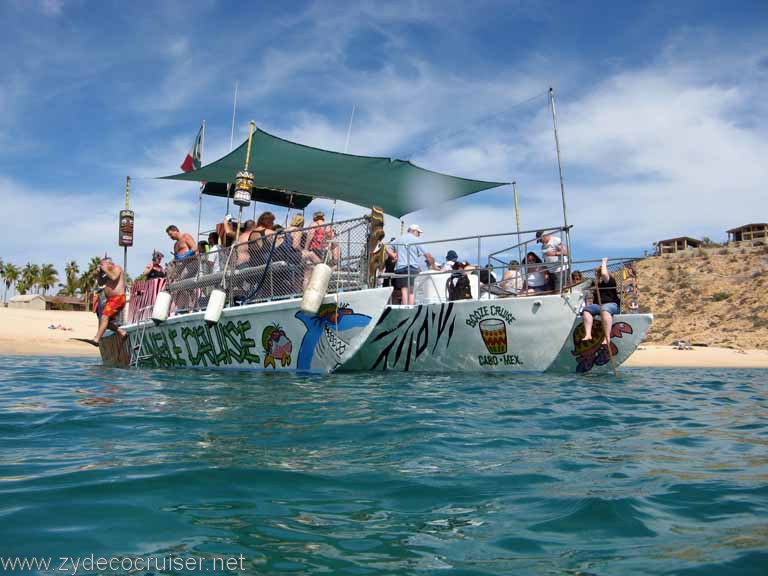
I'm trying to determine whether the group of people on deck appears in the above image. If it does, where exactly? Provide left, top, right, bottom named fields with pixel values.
left=88, top=215, right=620, bottom=348
left=380, top=226, right=621, bottom=344
left=382, top=227, right=574, bottom=304
left=158, top=210, right=337, bottom=274
left=153, top=210, right=340, bottom=307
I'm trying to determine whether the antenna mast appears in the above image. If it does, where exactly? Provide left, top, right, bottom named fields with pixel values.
left=549, top=87, right=569, bottom=232
left=549, top=87, right=572, bottom=269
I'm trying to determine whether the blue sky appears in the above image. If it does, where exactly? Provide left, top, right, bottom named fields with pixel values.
left=1, top=0, right=767, bottom=279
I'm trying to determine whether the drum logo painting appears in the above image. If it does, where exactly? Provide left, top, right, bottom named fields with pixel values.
left=479, top=318, right=507, bottom=354
left=465, top=305, right=523, bottom=367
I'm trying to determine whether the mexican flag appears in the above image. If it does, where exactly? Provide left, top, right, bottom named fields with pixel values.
left=180, top=124, right=204, bottom=172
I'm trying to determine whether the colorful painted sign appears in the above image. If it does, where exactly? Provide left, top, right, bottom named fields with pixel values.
left=137, top=319, right=261, bottom=368
left=295, top=303, right=372, bottom=371
left=262, top=323, right=292, bottom=368
left=467, top=304, right=521, bottom=367
left=119, top=209, right=134, bottom=247
left=479, top=318, right=507, bottom=354
left=571, top=320, right=633, bottom=372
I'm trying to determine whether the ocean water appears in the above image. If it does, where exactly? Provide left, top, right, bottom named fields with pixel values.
left=0, top=357, right=766, bottom=576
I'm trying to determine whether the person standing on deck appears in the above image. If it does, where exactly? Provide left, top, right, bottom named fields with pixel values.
left=166, top=225, right=198, bottom=261
left=90, top=258, right=126, bottom=345
left=390, top=224, right=433, bottom=305
left=142, top=251, right=165, bottom=279
left=537, top=229, right=569, bottom=292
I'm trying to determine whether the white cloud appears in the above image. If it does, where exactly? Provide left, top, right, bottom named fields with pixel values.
left=2, top=3, right=767, bottom=278
left=544, top=48, right=768, bottom=248
left=39, top=0, right=64, bottom=17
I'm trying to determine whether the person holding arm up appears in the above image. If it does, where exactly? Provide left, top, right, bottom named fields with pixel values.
left=581, top=257, right=620, bottom=344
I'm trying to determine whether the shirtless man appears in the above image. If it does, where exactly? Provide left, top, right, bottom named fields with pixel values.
left=166, top=224, right=199, bottom=310
left=91, top=258, right=126, bottom=344
left=166, top=225, right=198, bottom=260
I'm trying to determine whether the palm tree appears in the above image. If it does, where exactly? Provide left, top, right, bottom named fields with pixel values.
left=58, top=260, right=81, bottom=296
left=39, top=264, right=58, bottom=296
left=22, top=263, right=40, bottom=295
left=80, top=256, right=103, bottom=311
left=5, top=264, right=20, bottom=300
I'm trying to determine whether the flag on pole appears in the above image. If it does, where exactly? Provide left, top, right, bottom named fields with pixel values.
left=180, top=124, right=204, bottom=172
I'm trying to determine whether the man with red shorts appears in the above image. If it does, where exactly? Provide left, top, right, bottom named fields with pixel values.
left=91, top=257, right=127, bottom=345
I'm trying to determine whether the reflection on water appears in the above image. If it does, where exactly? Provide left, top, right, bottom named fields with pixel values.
left=0, top=357, right=767, bottom=574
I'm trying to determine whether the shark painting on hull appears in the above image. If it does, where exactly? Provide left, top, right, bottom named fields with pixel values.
left=295, top=303, right=373, bottom=371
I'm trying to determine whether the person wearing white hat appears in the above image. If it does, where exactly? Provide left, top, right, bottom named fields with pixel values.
left=389, top=224, right=433, bottom=305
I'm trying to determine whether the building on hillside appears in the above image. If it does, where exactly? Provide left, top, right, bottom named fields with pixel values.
left=8, top=294, right=46, bottom=310
left=45, top=296, right=86, bottom=311
left=653, top=236, right=702, bottom=255
left=726, top=223, right=768, bottom=246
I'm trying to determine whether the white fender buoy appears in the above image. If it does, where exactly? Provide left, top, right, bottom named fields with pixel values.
left=151, top=291, right=172, bottom=324
left=205, top=289, right=227, bottom=325
left=301, top=263, right=332, bottom=314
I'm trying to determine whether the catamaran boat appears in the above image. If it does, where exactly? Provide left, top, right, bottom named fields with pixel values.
left=99, top=123, right=651, bottom=374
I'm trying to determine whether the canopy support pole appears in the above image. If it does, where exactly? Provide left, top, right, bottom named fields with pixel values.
left=123, top=176, right=130, bottom=281
left=224, top=82, right=239, bottom=217
left=513, top=180, right=522, bottom=266
left=549, top=87, right=571, bottom=269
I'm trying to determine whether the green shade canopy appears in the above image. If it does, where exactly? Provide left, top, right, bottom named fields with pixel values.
left=163, top=128, right=508, bottom=217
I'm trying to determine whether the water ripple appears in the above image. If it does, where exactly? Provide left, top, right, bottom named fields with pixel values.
left=0, top=357, right=766, bottom=574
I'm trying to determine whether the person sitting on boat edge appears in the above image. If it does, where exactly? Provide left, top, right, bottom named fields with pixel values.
left=537, top=229, right=569, bottom=292
left=581, top=257, right=620, bottom=344
left=90, top=257, right=127, bottom=345
left=391, top=224, right=433, bottom=305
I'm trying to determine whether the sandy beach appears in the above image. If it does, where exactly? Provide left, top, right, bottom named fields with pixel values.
left=624, top=344, right=768, bottom=368
left=1, top=307, right=767, bottom=367
left=0, top=308, right=100, bottom=357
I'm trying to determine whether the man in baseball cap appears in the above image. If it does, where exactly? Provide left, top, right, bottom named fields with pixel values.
left=389, top=224, right=432, bottom=305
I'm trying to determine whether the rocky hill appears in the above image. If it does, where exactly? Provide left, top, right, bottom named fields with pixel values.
left=635, top=245, right=768, bottom=349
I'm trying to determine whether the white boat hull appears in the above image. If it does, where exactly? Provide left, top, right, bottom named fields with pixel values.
left=547, top=313, right=653, bottom=373
left=100, top=288, right=392, bottom=373
left=341, top=293, right=584, bottom=372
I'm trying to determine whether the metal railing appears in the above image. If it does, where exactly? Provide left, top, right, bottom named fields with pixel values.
left=568, top=257, right=643, bottom=314
left=163, top=215, right=372, bottom=313
left=380, top=225, right=575, bottom=303
left=377, top=227, right=645, bottom=311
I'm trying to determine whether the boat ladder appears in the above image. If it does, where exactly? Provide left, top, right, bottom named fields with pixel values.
left=129, top=305, right=154, bottom=369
